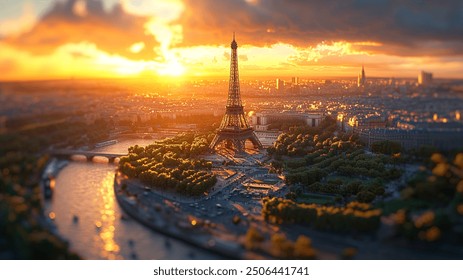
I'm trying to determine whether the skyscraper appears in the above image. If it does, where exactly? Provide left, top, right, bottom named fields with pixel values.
left=276, top=78, right=285, bottom=92
left=358, top=65, right=366, bottom=87
left=418, top=71, right=433, bottom=85
left=291, top=77, right=299, bottom=85
left=209, top=34, right=262, bottom=154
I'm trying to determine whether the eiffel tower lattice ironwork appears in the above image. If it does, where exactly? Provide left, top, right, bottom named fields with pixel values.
left=209, top=34, right=263, bottom=153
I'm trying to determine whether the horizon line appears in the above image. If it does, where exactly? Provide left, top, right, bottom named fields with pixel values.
left=2, top=75, right=463, bottom=84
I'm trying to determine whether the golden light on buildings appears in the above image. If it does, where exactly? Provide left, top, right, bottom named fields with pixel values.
left=191, top=219, right=197, bottom=226
left=348, top=116, right=358, bottom=127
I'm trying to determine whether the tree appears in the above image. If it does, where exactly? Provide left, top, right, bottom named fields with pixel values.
left=294, top=236, right=316, bottom=259
left=244, top=227, right=264, bottom=250
left=119, top=133, right=216, bottom=196
left=271, top=233, right=294, bottom=258
left=357, top=190, right=376, bottom=203
left=371, top=140, right=402, bottom=155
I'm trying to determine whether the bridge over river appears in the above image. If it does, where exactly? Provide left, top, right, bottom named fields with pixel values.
left=49, top=149, right=127, bottom=163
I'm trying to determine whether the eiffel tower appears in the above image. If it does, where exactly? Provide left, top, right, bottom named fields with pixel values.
left=209, top=34, right=262, bottom=154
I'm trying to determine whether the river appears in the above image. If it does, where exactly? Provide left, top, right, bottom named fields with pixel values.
left=44, top=138, right=219, bottom=260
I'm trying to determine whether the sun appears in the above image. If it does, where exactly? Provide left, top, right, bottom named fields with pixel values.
left=157, top=60, right=186, bottom=77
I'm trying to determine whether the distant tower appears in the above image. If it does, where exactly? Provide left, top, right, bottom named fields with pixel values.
left=418, top=71, right=433, bottom=85
left=291, top=77, right=299, bottom=85
left=209, top=34, right=263, bottom=154
left=358, top=65, right=366, bottom=87
left=276, top=78, right=285, bottom=92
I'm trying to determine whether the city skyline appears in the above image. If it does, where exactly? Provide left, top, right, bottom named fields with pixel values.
left=1, top=0, right=463, bottom=81
left=1, top=40, right=463, bottom=261
left=2, top=0, right=463, bottom=267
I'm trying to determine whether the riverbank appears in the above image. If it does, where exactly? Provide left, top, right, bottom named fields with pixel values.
left=113, top=172, right=249, bottom=259
left=43, top=135, right=246, bottom=259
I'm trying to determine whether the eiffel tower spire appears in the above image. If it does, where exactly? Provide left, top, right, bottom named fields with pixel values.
left=209, top=34, right=262, bottom=154
left=227, top=32, right=241, bottom=108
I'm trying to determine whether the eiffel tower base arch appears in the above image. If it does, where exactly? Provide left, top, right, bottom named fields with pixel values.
left=209, top=129, right=262, bottom=154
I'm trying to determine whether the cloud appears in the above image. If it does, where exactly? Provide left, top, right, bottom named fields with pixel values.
left=1, top=0, right=462, bottom=79
left=2, top=0, right=159, bottom=60
left=177, top=0, right=463, bottom=56
left=0, top=58, right=18, bottom=73
left=0, top=2, right=37, bottom=37
left=121, top=0, right=184, bottom=20
left=4, top=0, right=463, bottom=59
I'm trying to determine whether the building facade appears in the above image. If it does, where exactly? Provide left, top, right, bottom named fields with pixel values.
left=418, top=71, right=433, bottom=85
left=251, top=111, right=324, bottom=131
left=358, top=128, right=463, bottom=150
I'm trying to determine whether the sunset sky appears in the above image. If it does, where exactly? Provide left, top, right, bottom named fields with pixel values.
left=0, top=0, right=462, bottom=81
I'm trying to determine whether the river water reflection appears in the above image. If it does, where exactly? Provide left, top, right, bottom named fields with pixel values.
left=45, top=139, right=218, bottom=260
